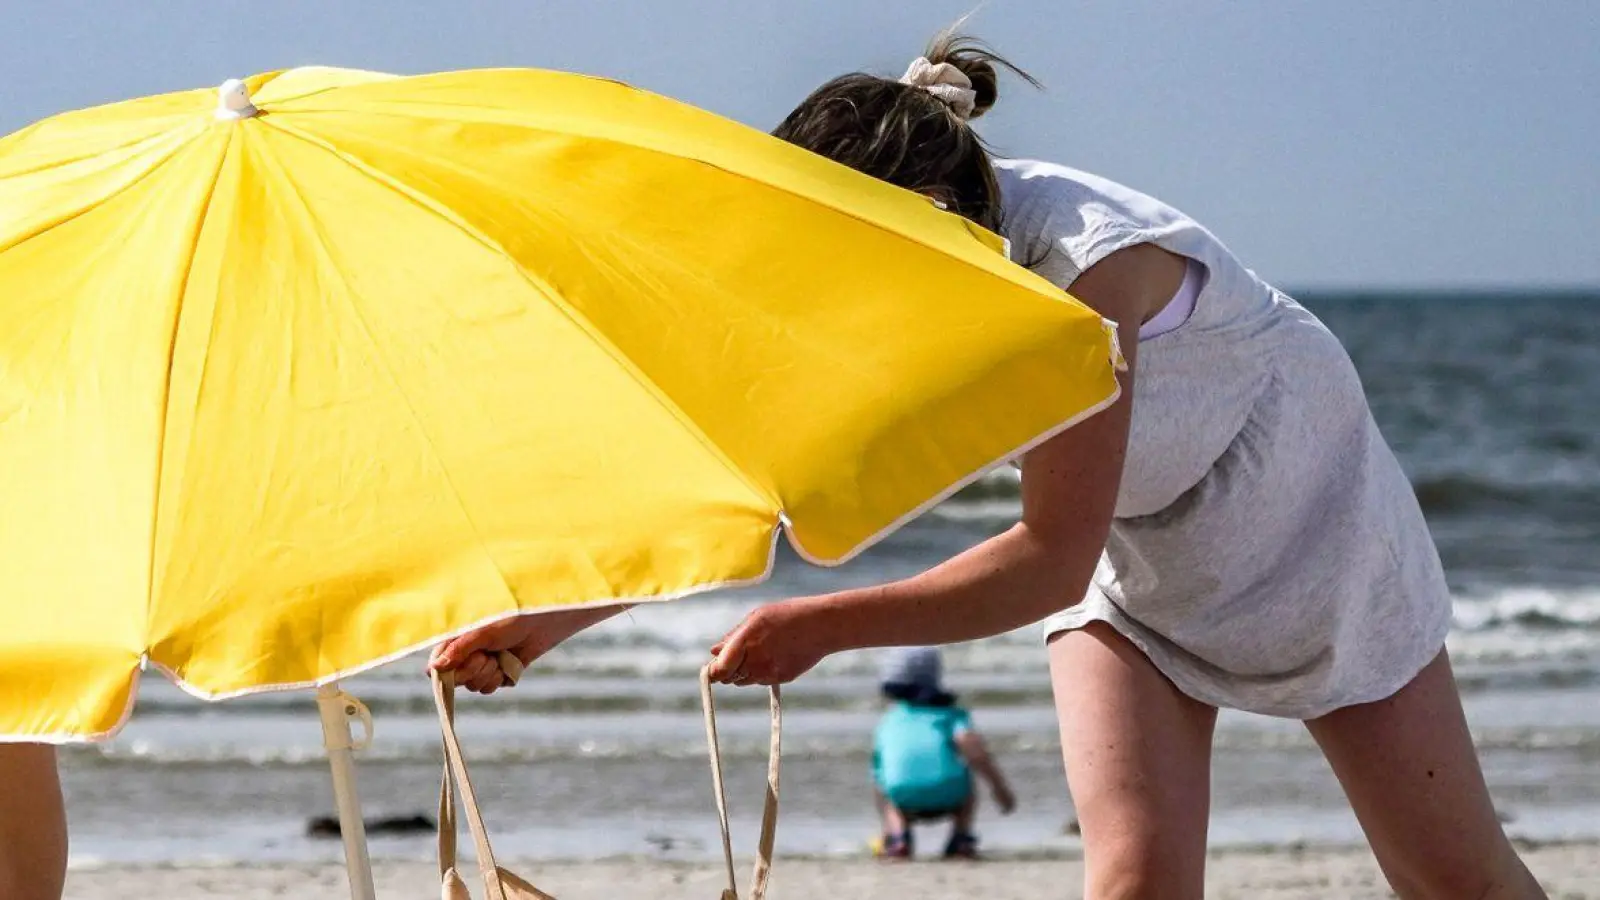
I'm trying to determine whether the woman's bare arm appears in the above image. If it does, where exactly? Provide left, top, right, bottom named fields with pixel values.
left=707, top=244, right=1185, bottom=683
left=428, top=604, right=632, bottom=693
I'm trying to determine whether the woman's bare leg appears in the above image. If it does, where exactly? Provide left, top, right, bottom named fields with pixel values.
left=1049, top=622, right=1218, bottom=900
left=0, top=743, right=67, bottom=900
left=1306, top=650, right=1545, bottom=899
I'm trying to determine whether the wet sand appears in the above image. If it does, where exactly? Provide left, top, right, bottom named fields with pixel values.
left=65, top=842, right=1600, bottom=899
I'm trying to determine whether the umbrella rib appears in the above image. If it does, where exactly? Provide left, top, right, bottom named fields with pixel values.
left=243, top=67, right=398, bottom=109
left=141, top=128, right=237, bottom=659
left=282, top=85, right=1045, bottom=300
left=242, top=137, right=528, bottom=634
left=260, top=116, right=780, bottom=514
left=258, top=105, right=1120, bottom=569
left=0, top=124, right=203, bottom=256
left=0, top=115, right=201, bottom=181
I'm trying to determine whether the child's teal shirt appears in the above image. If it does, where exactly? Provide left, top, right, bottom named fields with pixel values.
left=871, top=701, right=973, bottom=811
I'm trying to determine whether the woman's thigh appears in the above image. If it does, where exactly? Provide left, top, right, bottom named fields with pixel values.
left=1305, top=650, right=1544, bottom=899
left=1049, top=622, right=1218, bottom=900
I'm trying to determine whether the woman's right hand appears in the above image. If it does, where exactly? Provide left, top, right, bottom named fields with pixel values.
left=428, top=604, right=630, bottom=694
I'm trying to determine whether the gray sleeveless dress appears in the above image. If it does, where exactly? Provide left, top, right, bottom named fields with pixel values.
left=994, top=159, right=1453, bottom=719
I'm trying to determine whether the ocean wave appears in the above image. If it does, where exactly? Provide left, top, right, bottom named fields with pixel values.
left=118, top=586, right=1600, bottom=693
left=118, top=689, right=893, bottom=720
left=949, top=467, right=1021, bottom=500
left=1413, top=473, right=1600, bottom=516
left=67, top=734, right=875, bottom=769
left=1453, top=587, right=1600, bottom=632
left=117, top=653, right=1600, bottom=726
left=94, top=586, right=1600, bottom=744
left=64, top=723, right=1600, bottom=769
left=547, top=586, right=1600, bottom=673
left=932, top=468, right=1600, bottom=527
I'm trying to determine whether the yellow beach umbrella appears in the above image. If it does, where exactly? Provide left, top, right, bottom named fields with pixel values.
left=0, top=68, right=1118, bottom=735
left=2, top=64, right=1121, bottom=899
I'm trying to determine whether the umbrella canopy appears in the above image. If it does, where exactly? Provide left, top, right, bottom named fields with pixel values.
left=0, top=67, right=1121, bottom=741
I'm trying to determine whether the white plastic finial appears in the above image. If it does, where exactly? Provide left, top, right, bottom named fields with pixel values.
left=215, top=78, right=258, bottom=120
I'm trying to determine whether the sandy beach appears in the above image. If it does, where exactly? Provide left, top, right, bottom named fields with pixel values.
left=63, top=843, right=1600, bottom=899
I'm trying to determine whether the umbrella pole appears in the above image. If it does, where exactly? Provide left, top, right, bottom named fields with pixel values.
left=316, top=683, right=377, bottom=900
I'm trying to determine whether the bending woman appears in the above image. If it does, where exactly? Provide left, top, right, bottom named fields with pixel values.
left=433, top=30, right=1544, bottom=900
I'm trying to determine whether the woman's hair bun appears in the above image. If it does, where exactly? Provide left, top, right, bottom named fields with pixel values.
left=923, top=27, right=1039, bottom=120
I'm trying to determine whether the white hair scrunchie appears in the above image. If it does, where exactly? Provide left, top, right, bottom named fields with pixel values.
left=899, top=57, right=978, bottom=121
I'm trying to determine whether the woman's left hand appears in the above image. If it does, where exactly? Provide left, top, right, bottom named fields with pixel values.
left=706, top=599, right=832, bottom=686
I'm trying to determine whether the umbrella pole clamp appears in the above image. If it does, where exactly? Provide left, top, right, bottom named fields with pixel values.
left=317, top=684, right=378, bottom=900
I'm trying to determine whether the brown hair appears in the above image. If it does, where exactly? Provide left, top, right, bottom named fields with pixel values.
left=771, top=28, right=1039, bottom=233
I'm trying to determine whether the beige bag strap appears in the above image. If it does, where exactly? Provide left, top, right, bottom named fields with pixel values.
left=700, top=667, right=782, bottom=900
left=432, top=657, right=779, bottom=900
left=435, top=657, right=553, bottom=900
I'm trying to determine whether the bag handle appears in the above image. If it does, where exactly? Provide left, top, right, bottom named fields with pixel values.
left=700, top=667, right=782, bottom=900
left=432, top=655, right=780, bottom=900
left=435, top=667, right=507, bottom=900
left=435, top=650, right=544, bottom=900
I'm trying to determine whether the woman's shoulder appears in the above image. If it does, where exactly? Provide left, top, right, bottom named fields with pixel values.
left=994, top=158, right=1207, bottom=280
left=993, top=158, right=1186, bottom=226
left=992, top=157, right=1114, bottom=189
left=994, top=158, right=1140, bottom=198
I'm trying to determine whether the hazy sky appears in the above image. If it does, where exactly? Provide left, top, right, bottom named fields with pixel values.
left=3, top=1, right=1595, bottom=289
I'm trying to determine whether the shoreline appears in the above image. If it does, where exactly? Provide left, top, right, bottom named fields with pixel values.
left=63, top=842, right=1600, bottom=899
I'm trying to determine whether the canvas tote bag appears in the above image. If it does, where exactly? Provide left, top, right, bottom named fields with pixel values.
left=431, top=659, right=781, bottom=899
